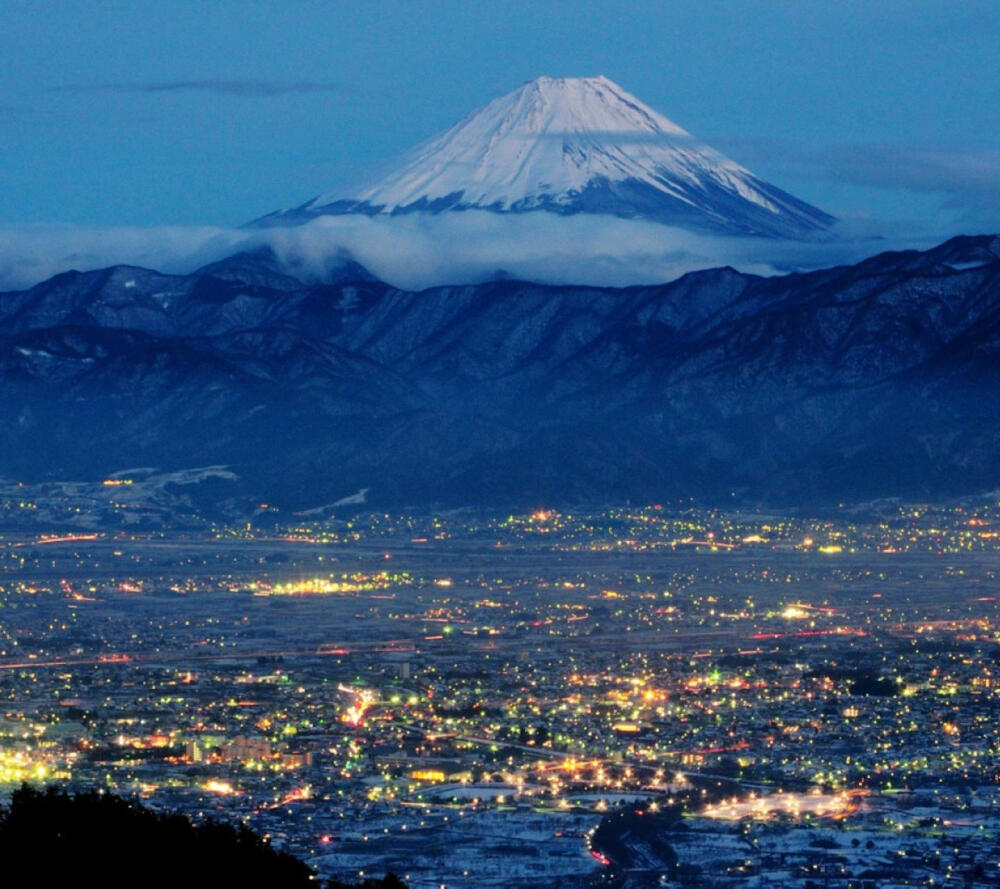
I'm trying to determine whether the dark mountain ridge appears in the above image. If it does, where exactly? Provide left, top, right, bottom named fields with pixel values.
left=1, top=235, right=999, bottom=509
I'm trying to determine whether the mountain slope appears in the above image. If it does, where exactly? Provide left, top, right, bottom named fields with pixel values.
left=259, top=76, right=834, bottom=238
left=0, top=236, right=998, bottom=508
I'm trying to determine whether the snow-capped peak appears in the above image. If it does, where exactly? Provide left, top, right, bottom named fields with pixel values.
left=263, top=75, right=834, bottom=238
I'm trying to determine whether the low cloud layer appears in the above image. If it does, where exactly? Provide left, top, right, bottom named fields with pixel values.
left=0, top=224, right=247, bottom=291
left=0, top=212, right=960, bottom=294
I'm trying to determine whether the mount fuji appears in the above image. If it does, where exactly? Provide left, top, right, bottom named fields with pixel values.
left=258, top=75, right=834, bottom=238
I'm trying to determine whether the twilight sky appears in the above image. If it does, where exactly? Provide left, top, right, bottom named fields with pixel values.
left=2, top=0, right=999, bottom=238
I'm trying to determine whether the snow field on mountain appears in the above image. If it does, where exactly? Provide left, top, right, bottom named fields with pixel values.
left=296, top=76, right=832, bottom=237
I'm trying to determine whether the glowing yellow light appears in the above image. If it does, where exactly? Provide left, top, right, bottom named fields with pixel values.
left=203, top=780, right=239, bottom=795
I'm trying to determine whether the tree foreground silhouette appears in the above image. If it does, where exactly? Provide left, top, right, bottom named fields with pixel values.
left=0, top=784, right=405, bottom=889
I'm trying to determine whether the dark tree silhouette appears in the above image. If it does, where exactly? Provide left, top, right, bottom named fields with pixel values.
left=0, top=785, right=405, bottom=889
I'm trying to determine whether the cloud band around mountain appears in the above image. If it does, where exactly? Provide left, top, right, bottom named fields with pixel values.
left=0, top=212, right=933, bottom=295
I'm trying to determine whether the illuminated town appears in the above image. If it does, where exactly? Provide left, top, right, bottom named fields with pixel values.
left=3, top=489, right=1000, bottom=887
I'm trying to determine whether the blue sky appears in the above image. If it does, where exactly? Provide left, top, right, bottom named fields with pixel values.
left=2, top=0, right=999, bottom=236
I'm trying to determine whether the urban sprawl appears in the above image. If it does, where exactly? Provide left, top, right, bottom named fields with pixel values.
left=2, top=493, right=1000, bottom=888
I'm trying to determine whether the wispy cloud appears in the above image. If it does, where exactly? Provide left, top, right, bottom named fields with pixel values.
left=820, top=145, right=1000, bottom=231
left=716, top=138, right=1000, bottom=193
left=821, top=145, right=1000, bottom=197
left=57, top=79, right=356, bottom=98
left=715, top=137, right=1000, bottom=231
